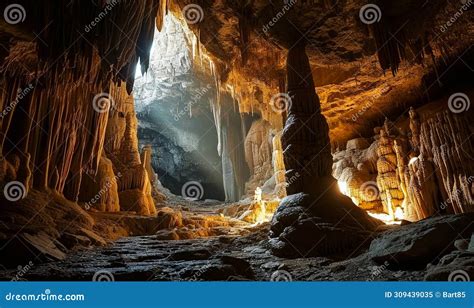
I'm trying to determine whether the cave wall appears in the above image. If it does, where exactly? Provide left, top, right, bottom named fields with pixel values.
left=0, top=0, right=162, bottom=216
left=0, top=41, right=157, bottom=215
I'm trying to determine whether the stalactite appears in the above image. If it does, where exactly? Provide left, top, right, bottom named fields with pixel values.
left=238, top=5, right=252, bottom=66
left=156, top=0, right=168, bottom=31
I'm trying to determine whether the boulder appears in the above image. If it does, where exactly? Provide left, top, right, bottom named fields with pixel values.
left=369, top=213, right=474, bottom=268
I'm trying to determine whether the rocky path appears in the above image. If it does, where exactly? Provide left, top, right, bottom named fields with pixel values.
left=1, top=197, right=440, bottom=282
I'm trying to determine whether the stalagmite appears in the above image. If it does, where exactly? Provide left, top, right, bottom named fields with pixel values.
left=104, top=85, right=156, bottom=215
left=375, top=128, right=404, bottom=218
left=270, top=42, right=381, bottom=258
left=272, top=130, right=287, bottom=199
left=244, top=120, right=273, bottom=197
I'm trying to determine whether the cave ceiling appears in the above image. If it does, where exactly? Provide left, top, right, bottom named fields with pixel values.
left=0, top=0, right=472, bottom=145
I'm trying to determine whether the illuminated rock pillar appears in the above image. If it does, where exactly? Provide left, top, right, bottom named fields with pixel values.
left=281, top=43, right=333, bottom=195
left=270, top=42, right=382, bottom=258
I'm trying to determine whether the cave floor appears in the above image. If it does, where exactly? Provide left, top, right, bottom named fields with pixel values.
left=6, top=196, right=427, bottom=282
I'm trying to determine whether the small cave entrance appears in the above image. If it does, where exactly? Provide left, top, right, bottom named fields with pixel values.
left=133, top=14, right=225, bottom=201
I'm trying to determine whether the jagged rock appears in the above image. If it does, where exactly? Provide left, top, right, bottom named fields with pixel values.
left=369, top=213, right=474, bottom=268
left=78, top=156, right=120, bottom=212
left=179, top=255, right=254, bottom=281
left=424, top=250, right=474, bottom=281
left=219, top=255, right=254, bottom=279
left=156, top=208, right=183, bottom=229
left=76, top=228, right=107, bottom=246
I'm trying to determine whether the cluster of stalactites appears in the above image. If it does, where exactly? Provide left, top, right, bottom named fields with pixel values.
left=0, top=42, right=111, bottom=201
left=16, top=0, right=163, bottom=94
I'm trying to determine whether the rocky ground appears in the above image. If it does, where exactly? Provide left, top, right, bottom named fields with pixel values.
left=1, top=193, right=472, bottom=282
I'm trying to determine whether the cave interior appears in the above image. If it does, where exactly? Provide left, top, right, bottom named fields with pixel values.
left=0, top=0, right=473, bottom=281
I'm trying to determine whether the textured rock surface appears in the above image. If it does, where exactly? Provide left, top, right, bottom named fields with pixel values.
left=105, top=85, right=156, bottom=216
left=424, top=250, right=474, bottom=281
left=333, top=104, right=474, bottom=222
left=244, top=119, right=273, bottom=197
left=369, top=213, right=474, bottom=268
left=271, top=44, right=381, bottom=258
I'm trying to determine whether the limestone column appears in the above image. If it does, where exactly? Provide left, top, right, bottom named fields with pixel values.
left=281, top=43, right=332, bottom=195
left=270, top=42, right=382, bottom=258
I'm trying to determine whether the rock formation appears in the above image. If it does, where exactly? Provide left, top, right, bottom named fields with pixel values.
left=333, top=105, right=474, bottom=223
left=104, top=85, right=156, bottom=216
left=375, top=126, right=404, bottom=218
left=244, top=119, right=273, bottom=197
left=270, top=43, right=382, bottom=258
left=0, top=0, right=473, bottom=282
left=271, top=130, right=287, bottom=199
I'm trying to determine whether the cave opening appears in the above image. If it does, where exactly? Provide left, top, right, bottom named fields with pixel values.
left=133, top=14, right=226, bottom=201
